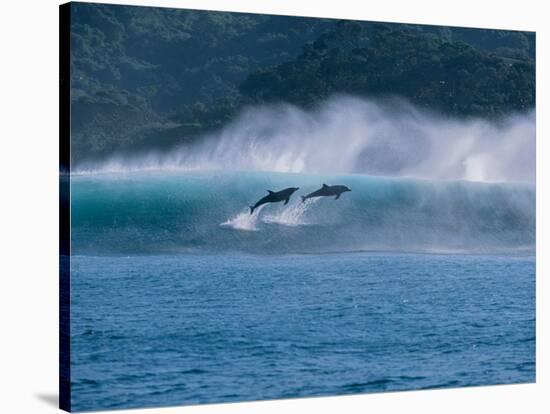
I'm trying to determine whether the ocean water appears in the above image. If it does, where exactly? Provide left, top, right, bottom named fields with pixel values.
left=71, top=171, right=534, bottom=255
left=69, top=172, right=536, bottom=411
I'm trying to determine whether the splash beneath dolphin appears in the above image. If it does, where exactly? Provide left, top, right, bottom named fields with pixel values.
left=221, top=205, right=265, bottom=231
left=262, top=198, right=320, bottom=227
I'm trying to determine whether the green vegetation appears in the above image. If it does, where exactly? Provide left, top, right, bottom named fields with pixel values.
left=69, top=3, right=535, bottom=164
left=241, top=21, right=534, bottom=116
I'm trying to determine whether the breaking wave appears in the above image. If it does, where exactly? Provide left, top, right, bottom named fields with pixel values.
left=75, top=96, right=535, bottom=184
left=70, top=171, right=535, bottom=255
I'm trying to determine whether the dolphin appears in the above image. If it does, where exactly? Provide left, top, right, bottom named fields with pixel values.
left=301, top=184, right=351, bottom=202
left=250, top=187, right=300, bottom=214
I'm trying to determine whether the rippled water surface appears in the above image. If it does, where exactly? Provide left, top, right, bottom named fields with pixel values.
left=71, top=252, right=535, bottom=411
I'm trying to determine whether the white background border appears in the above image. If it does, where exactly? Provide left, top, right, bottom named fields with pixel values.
left=0, top=0, right=547, bottom=412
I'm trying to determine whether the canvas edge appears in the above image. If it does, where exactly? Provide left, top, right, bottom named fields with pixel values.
left=59, top=2, right=72, bottom=412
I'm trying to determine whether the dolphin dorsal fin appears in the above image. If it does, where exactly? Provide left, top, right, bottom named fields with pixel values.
left=267, top=190, right=275, bottom=194
left=322, top=184, right=328, bottom=188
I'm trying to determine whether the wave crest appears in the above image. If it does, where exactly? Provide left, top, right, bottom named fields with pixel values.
left=76, top=96, right=535, bottom=184
left=71, top=172, right=535, bottom=255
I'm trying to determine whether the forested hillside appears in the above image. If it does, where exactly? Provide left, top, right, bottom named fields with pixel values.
left=69, top=3, right=535, bottom=164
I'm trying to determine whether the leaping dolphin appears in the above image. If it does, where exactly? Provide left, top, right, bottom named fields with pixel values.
left=250, top=187, right=300, bottom=214
left=301, top=184, right=351, bottom=202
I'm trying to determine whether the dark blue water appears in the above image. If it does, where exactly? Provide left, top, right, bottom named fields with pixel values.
left=71, top=252, right=535, bottom=411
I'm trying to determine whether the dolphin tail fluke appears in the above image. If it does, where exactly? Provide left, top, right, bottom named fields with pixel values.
left=249, top=206, right=254, bottom=215
left=301, top=195, right=306, bottom=203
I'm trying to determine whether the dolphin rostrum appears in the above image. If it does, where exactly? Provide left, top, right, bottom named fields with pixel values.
left=250, top=187, right=300, bottom=214
left=301, top=184, right=351, bottom=202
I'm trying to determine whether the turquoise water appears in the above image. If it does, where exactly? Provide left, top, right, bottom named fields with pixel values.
left=71, top=171, right=534, bottom=255
left=69, top=172, right=535, bottom=411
